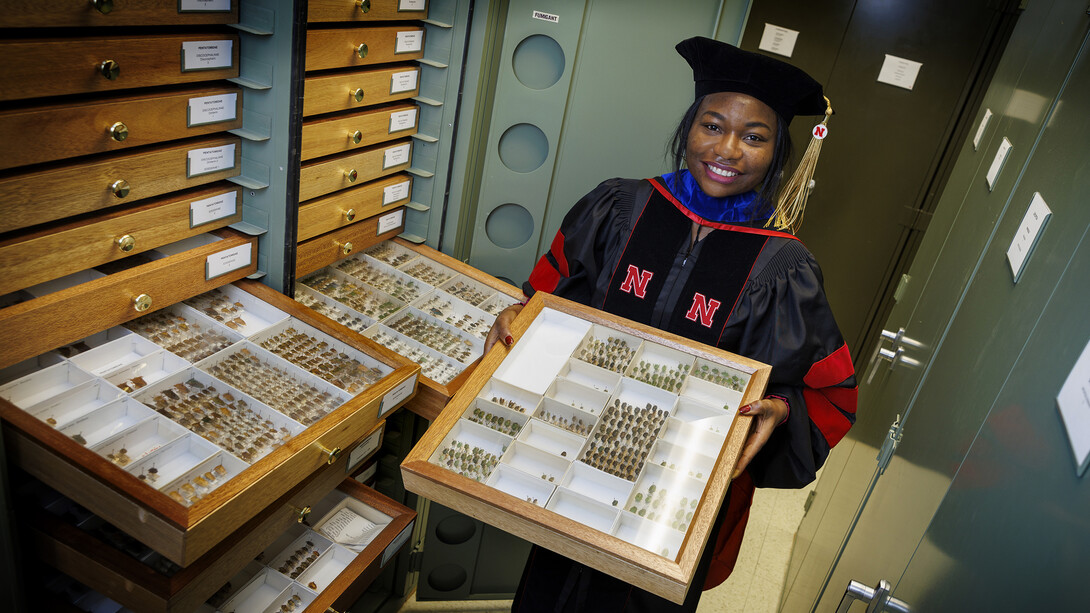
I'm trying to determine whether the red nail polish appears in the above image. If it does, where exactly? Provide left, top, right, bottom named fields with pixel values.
left=739, top=404, right=751, bottom=414
left=505, top=335, right=513, bottom=346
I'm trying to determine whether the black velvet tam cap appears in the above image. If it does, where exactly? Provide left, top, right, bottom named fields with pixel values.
left=676, top=36, right=826, bottom=124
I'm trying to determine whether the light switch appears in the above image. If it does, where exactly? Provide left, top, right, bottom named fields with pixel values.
left=1006, top=192, right=1051, bottom=282
left=986, top=137, right=1012, bottom=190
left=973, top=108, right=992, bottom=151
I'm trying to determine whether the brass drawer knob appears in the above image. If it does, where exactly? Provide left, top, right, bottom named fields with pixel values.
left=351, top=87, right=364, bottom=103
left=110, top=179, right=130, bottom=198
left=109, top=121, right=128, bottom=142
left=116, top=235, right=136, bottom=253
left=294, top=505, right=312, bottom=524
left=344, top=208, right=356, bottom=222
left=356, top=43, right=368, bottom=59
left=133, top=294, right=152, bottom=312
left=334, top=240, right=353, bottom=256
left=344, top=169, right=358, bottom=182
left=317, top=443, right=343, bottom=465
left=349, top=130, right=362, bottom=144
left=99, top=59, right=120, bottom=80
left=356, top=0, right=371, bottom=13
left=91, top=0, right=114, bottom=15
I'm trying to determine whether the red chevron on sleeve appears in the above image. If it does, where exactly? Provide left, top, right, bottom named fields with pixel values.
left=550, top=230, right=569, bottom=276
left=803, top=343, right=857, bottom=447
left=527, top=230, right=568, bottom=294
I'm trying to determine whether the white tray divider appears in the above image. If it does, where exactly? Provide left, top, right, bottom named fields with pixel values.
left=656, top=417, right=726, bottom=461
left=159, top=450, right=249, bottom=507
left=479, top=290, right=520, bottom=316
left=544, top=378, right=610, bottom=415
left=499, top=440, right=571, bottom=485
left=124, top=432, right=220, bottom=488
left=335, top=253, right=434, bottom=303
left=560, top=461, right=635, bottom=509
left=0, top=361, right=96, bottom=410
left=24, top=378, right=122, bottom=430
left=411, top=287, right=496, bottom=340
left=361, top=322, right=463, bottom=384
left=59, top=396, right=159, bottom=449
left=624, top=341, right=695, bottom=394
left=477, top=379, right=541, bottom=414
left=535, top=397, right=597, bottom=437
left=382, top=305, right=483, bottom=364
left=292, top=283, right=378, bottom=333
left=464, top=397, right=529, bottom=438
left=362, top=240, right=421, bottom=267
left=514, top=419, right=586, bottom=460
left=491, top=308, right=592, bottom=395
left=626, top=463, right=706, bottom=533
left=91, top=415, right=190, bottom=466
left=297, top=267, right=407, bottom=322
left=430, top=419, right=512, bottom=482
left=104, top=350, right=190, bottom=393
left=397, top=255, right=459, bottom=287
left=557, top=358, right=623, bottom=396
left=486, top=463, right=555, bottom=507
left=572, top=324, right=643, bottom=375
left=125, top=303, right=245, bottom=363
left=219, top=568, right=293, bottom=613
left=544, top=487, right=621, bottom=535
left=648, top=438, right=717, bottom=482
left=437, top=274, right=500, bottom=307
left=68, top=334, right=162, bottom=378
left=183, top=284, right=291, bottom=338
left=294, top=545, right=355, bottom=594
left=612, top=512, right=686, bottom=559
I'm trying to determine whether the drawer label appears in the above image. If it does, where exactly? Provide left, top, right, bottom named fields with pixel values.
left=380, top=372, right=417, bottom=415
left=187, top=143, right=236, bottom=178
left=395, top=30, right=424, bottom=54
left=179, top=0, right=232, bottom=11
left=377, top=209, right=405, bottom=236
left=383, top=180, right=412, bottom=206
left=347, top=426, right=385, bottom=472
left=383, top=143, right=412, bottom=169
left=181, top=40, right=234, bottom=71
left=382, top=519, right=415, bottom=567
left=190, top=190, right=238, bottom=228
left=390, top=69, right=419, bottom=94
left=187, top=92, right=238, bottom=127
left=205, top=243, right=252, bottom=280
left=389, top=108, right=418, bottom=134
left=398, top=0, right=427, bottom=11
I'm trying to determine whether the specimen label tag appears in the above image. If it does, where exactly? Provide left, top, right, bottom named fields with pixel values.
left=377, top=209, right=405, bottom=235
left=399, top=0, right=426, bottom=10
left=383, top=143, right=411, bottom=169
left=187, top=143, right=236, bottom=177
left=382, top=520, right=415, bottom=567
left=187, top=92, right=238, bottom=127
left=205, top=243, right=251, bottom=280
left=380, top=373, right=417, bottom=415
left=389, top=108, right=418, bottom=133
left=396, top=30, right=423, bottom=54
left=390, top=69, right=419, bottom=94
left=181, top=40, right=233, bottom=71
left=347, top=426, right=384, bottom=472
left=383, top=180, right=411, bottom=206
left=179, top=0, right=231, bottom=11
left=190, top=190, right=238, bottom=228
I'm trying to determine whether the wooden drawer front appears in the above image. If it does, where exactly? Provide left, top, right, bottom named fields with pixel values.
left=0, top=34, right=240, bottom=103
left=301, top=102, right=418, bottom=161
left=0, top=184, right=243, bottom=296
left=308, top=0, right=429, bottom=23
left=296, top=207, right=406, bottom=277
left=0, top=0, right=238, bottom=29
left=303, top=64, right=420, bottom=117
left=0, top=86, right=243, bottom=171
left=0, top=135, right=242, bottom=234
left=0, top=229, right=257, bottom=368
left=305, top=26, right=425, bottom=72
left=298, top=174, right=412, bottom=242
left=299, top=138, right=412, bottom=202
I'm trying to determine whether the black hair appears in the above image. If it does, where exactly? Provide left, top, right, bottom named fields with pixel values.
left=667, top=95, right=794, bottom=222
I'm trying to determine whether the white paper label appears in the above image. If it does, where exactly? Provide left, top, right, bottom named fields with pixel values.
left=389, top=108, right=418, bottom=133
left=973, top=108, right=993, bottom=151
left=398, top=0, right=426, bottom=10
left=383, top=143, right=412, bottom=169
left=758, top=23, right=799, bottom=58
left=205, top=243, right=251, bottom=280
left=395, top=30, right=423, bottom=54
left=187, top=93, right=237, bottom=127
left=190, top=190, right=238, bottom=228
left=383, top=180, right=412, bottom=205
left=377, top=209, right=405, bottom=237
left=380, top=373, right=416, bottom=415
left=179, top=0, right=231, bottom=11
left=187, top=143, right=236, bottom=177
left=877, top=54, right=923, bottom=90
left=532, top=10, right=559, bottom=23
left=1058, top=337, right=1090, bottom=476
left=347, top=427, right=384, bottom=471
left=390, top=69, right=419, bottom=94
left=382, top=520, right=415, bottom=567
left=181, top=40, right=233, bottom=71
left=1005, top=192, right=1051, bottom=282
left=986, top=137, right=1012, bottom=190
left=319, top=508, right=380, bottom=552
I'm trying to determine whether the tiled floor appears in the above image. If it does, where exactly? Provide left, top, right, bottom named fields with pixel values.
left=398, top=482, right=815, bottom=613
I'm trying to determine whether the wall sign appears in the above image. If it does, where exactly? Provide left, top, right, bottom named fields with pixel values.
left=877, top=54, right=923, bottom=90
left=986, top=137, right=1012, bottom=191
left=1005, top=192, right=1051, bottom=283
left=973, top=108, right=993, bottom=151
left=532, top=10, right=559, bottom=23
left=758, top=23, right=799, bottom=58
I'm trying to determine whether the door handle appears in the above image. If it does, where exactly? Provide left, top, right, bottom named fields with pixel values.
left=866, top=327, right=924, bottom=383
left=836, top=579, right=912, bottom=613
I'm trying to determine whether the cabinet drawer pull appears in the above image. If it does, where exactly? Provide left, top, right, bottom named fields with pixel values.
left=116, top=235, right=136, bottom=253
left=110, top=179, right=130, bottom=198
left=351, top=87, right=365, bottom=103
left=294, top=505, right=312, bottom=524
left=349, top=130, right=363, bottom=144
left=334, top=240, right=353, bottom=256
left=356, top=0, right=371, bottom=13
left=317, top=443, right=343, bottom=465
left=356, top=43, right=369, bottom=59
left=98, top=59, right=120, bottom=81
left=344, top=169, right=358, bottom=182
left=343, top=208, right=356, bottom=222
left=109, top=121, right=128, bottom=142
left=133, top=294, right=152, bottom=312
left=90, top=0, right=114, bottom=15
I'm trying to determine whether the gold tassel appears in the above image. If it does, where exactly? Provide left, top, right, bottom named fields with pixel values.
left=768, top=96, right=833, bottom=234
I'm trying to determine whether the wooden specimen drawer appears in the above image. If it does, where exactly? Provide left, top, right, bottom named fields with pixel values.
left=298, top=174, right=412, bottom=242
left=0, top=135, right=242, bottom=234
left=0, top=0, right=238, bottom=29
left=301, top=102, right=419, bottom=161
left=0, top=33, right=240, bottom=102
left=305, top=25, right=425, bottom=72
left=295, top=208, right=407, bottom=277
left=299, top=139, right=412, bottom=202
left=0, top=86, right=243, bottom=171
left=303, top=64, right=421, bottom=117
left=0, top=184, right=243, bottom=296
left=0, top=279, right=420, bottom=567
left=307, top=0, right=429, bottom=23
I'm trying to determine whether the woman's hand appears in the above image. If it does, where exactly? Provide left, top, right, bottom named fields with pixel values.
left=484, top=304, right=524, bottom=353
left=731, top=397, right=789, bottom=479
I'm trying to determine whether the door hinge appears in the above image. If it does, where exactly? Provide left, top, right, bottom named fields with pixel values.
left=876, top=415, right=903, bottom=475
left=409, top=544, right=424, bottom=572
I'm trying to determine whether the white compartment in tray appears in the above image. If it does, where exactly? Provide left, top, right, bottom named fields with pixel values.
left=336, top=253, right=434, bottom=303
left=648, top=439, right=717, bottom=481
left=0, top=351, right=65, bottom=387
left=0, top=361, right=95, bottom=409
left=536, top=397, right=597, bottom=437
left=613, top=513, right=686, bottom=560
left=104, top=350, right=189, bottom=393
left=68, top=334, right=163, bottom=378
left=53, top=326, right=134, bottom=358
left=312, top=493, right=393, bottom=553
left=362, top=323, right=463, bottom=385
left=658, top=417, right=726, bottom=458
left=572, top=324, right=643, bottom=375
left=219, top=568, right=292, bottom=613
left=25, top=379, right=123, bottom=429
left=464, top=397, right=529, bottom=438
left=493, top=307, right=593, bottom=395
left=500, top=440, right=570, bottom=485
left=545, top=378, right=610, bottom=415
left=362, top=240, right=420, bottom=267
left=438, top=274, right=498, bottom=307
left=487, top=463, right=555, bottom=507
left=515, top=419, right=585, bottom=459
left=479, top=290, right=520, bottom=316
left=544, top=487, right=619, bottom=534
left=248, top=317, right=392, bottom=393
left=183, top=284, right=290, bottom=337
left=627, top=463, right=707, bottom=532
left=625, top=342, right=694, bottom=394
left=160, top=450, right=249, bottom=507
left=125, top=432, right=219, bottom=487
left=431, top=419, right=511, bottom=482
left=557, top=358, right=622, bottom=396
left=125, top=303, right=245, bottom=363
left=24, top=269, right=106, bottom=298
left=207, top=561, right=265, bottom=611
left=59, top=396, right=158, bottom=448
left=383, top=306, right=483, bottom=364
left=398, top=255, right=458, bottom=287
left=412, top=288, right=495, bottom=340
left=296, top=545, right=355, bottom=594
left=298, top=267, right=409, bottom=322
left=560, top=461, right=634, bottom=508
left=266, top=529, right=333, bottom=580
left=260, top=587, right=315, bottom=613
left=679, top=373, right=745, bottom=412
left=477, top=378, right=540, bottom=414
left=92, top=415, right=189, bottom=465
left=293, top=284, right=378, bottom=333
left=608, top=378, right=679, bottom=419
left=672, top=397, right=734, bottom=436
left=688, top=357, right=751, bottom=393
